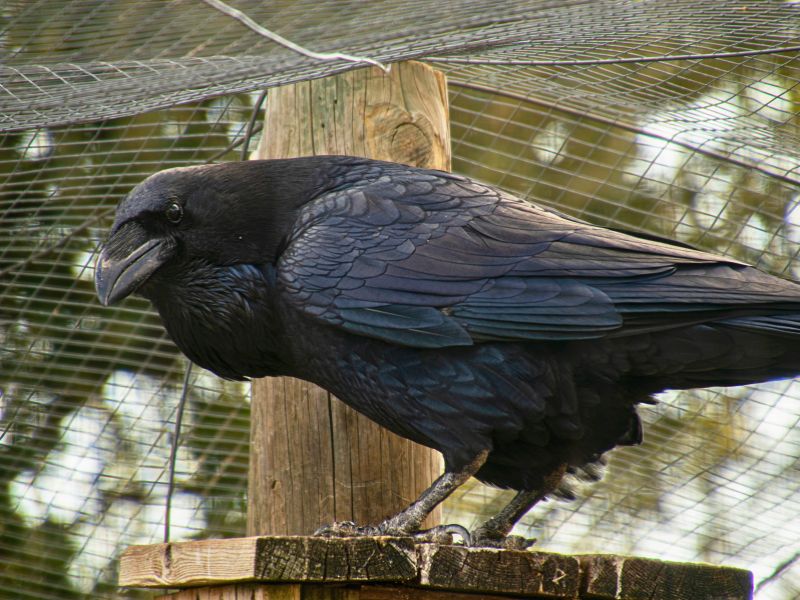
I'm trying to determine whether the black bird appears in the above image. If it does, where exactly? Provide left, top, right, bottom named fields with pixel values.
left=95, top=156, right=800, bottom=547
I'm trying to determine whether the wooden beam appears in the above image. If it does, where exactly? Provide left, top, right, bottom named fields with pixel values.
left=580, top=554, right=754, bottom=600
left=155, top=584, right=525, bottom=600
left=120, top=537, right=416, bottom=588
left=156, top=584, right=529, bottom=600
left=247, top=61, right=449, bottom=536
left=120, top=537, right=753, bottom=600
left=417, top=544, right=579, bottom=597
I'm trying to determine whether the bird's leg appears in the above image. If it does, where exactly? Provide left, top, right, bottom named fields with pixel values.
left=470, top=489, right=545, bottom=550
left=315, top=449, right=489, bottom=543
left=471, top=462, right=567, bottom=549
left=378, top=449, right=489, bottom=541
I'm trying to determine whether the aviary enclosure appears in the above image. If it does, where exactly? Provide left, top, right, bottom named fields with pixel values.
left=1, top=1, right=799, bottom=598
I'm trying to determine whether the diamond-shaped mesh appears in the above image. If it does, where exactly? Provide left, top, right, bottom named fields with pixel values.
left=1, top=1, right=799, bottom=598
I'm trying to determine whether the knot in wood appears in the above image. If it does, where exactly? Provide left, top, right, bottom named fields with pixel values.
left=390, top=121, right=432, bottom=167
left=366, top=103, right=443, bottom=168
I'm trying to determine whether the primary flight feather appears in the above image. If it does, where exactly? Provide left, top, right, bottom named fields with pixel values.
left=96, top=156, right=800, bottom=547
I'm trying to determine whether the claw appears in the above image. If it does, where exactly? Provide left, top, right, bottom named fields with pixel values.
left=313, top=520, right=474, bottom=546
left=470, top=530, right=537, bottom=550
left=410, top=523, right=472, bottom=545
left=439, top=523, right=472, bottom=545
left=314, top=521, right=380, bottom=537
left=315, top=454, right=490, bottom=543
left=501, top=534, right=537, bottom=550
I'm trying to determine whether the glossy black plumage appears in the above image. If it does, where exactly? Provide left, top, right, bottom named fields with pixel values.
left=96, top=156, right=800, bottom=537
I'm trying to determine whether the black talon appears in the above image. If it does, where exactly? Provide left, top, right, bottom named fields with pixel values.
left=314, top=520, right=474, bottom=546
left=314, top=520, right=376, bottom=537
left=503, top=534, right=537, bottom=550
left=410, top=523, right=472, bottom=545
left=439, top=523, right=472, bottom=545
left=470, top=529, right=537, bottom=549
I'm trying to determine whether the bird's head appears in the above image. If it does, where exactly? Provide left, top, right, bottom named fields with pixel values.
left=95, top=160, right=321, bottom=306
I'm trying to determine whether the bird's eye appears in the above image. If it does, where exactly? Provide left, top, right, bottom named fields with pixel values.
left=165, top=201, right=183, bottom=224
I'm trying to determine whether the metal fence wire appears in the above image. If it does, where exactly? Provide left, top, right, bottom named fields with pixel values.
left=1, top=1, right=799, bottom=598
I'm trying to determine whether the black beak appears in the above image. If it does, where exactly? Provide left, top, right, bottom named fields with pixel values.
left=95, top=222, right=175, bottom=306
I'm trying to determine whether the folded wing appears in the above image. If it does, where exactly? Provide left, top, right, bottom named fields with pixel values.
left=278, top=168, right=800, bottom=348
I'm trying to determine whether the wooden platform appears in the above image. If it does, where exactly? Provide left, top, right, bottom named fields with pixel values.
left=120, top=536, right=753, bottom=599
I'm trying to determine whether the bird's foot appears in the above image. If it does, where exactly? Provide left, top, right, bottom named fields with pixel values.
left=315, top=520, right=535, bottom=548
left=314, top=520, right=380, bottom=538
left=469, top=526, right=536, bottom=550
left=411, top=523, right=472, bottom=545
left=314, top=520, right=471, bottom=545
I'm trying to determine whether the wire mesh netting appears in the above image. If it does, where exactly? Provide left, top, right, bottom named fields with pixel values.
left=1, top=0, right=799, bottom=598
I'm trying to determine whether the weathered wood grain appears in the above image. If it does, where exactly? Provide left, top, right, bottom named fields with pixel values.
left=256, top=61, right=450, bottom=169
left=156, top=583, right=303, bottom=600
left=121, top=536, right=416, bottom=588
left=252, top=536, right=417, bottom=582
left=247, top=60, right=449, bottom=538
left=579, top=554, right=753, bottom=600
left=121, top=537, right=260, bottom=588
left=156, top=584, right=522, bottom=600
left=359, top=585, right=527, bottom=600
left=126, top=537, right=754, bottom=600
left=418, top=544, right=580, bottom=598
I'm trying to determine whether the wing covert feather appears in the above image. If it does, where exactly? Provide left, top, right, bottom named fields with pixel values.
left=277, top=168, right=800, bottom=348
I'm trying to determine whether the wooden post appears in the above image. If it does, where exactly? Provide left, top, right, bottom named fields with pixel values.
left=247, top=61, right=449, bottom=537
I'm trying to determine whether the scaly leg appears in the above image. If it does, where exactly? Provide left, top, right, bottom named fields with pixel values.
left=471, top=462, right=568, bottom=549
left=316, top=449, right=489, bottom=542
left=470, top=489, right=544, bottom=549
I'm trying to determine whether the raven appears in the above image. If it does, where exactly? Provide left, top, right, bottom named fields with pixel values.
left=96, top=156, right=800, bottom=547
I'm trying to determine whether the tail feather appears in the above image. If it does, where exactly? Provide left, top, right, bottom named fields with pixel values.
left=636, top=315, right=800, bottom=391
left=722, top=313, right=800, bottom=337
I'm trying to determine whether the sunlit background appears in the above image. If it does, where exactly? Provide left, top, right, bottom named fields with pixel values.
left=2, top=1, right=800, bottom=598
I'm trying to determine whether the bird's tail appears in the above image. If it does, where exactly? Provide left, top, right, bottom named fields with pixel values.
left=722, top=313, right=800, bottom=337
left=640, top=313, right=800, bottom=391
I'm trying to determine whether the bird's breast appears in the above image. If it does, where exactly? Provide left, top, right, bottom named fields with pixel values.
left=146, top=262, right=292, bottom=380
